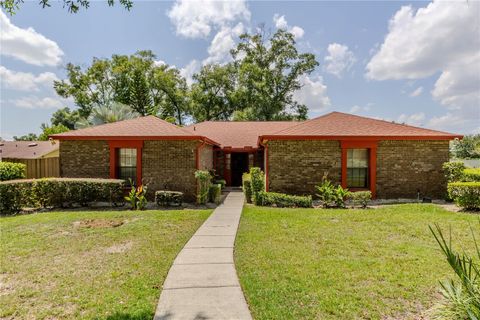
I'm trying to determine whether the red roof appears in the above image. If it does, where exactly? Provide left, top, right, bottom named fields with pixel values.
left=50, top=116, right=219, bottom=144
left=0, top=141, right=58, bottom=159
left=261, top=112, right=462, bottom=140
left=185, top=121, right=298, bottom=148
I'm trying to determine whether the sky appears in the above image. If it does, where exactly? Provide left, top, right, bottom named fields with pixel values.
left=1, top=0, right=479, bottom=140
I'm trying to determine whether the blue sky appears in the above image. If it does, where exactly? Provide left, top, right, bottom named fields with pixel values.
left=1, top=0, right=479, bottom=139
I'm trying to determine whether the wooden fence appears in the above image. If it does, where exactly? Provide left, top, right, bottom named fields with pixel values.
left=4, top=157, right=60, bottom=179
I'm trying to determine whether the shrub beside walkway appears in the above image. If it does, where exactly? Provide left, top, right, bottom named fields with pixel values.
left=154, top=191, right=252, bottom=320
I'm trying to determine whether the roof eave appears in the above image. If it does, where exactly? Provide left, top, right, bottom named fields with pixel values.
left=49, top=135, right=221, bottom=146
left=259, top=134, right=463, bottom=142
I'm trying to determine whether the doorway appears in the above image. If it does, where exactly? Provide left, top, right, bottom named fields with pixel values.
left=231, top=152, right=249, bottom=186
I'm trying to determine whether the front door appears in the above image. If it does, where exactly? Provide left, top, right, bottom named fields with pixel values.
left=231, top=153, right=249, bottom=186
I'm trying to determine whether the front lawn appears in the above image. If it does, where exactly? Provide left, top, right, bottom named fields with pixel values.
left=235, top=204, right=477, bottom=319
left=0, top=209, right=211, bottom=319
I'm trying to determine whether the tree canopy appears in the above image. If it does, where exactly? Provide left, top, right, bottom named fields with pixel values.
left=1, top=0, right=132, bottom=15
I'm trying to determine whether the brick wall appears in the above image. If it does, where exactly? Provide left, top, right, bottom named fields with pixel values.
left=142, top=140, right=198, bottom=201
left=376, top=140, right=449, bottom=199
left=199, top=144, right=213, bottom=170
left=59, top=140, right=110, bottom=178
left=267, top=140, right=341, bottom=195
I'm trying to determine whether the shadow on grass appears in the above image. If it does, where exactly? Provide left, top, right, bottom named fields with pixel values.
left=100, top=310, right=154, bottom=320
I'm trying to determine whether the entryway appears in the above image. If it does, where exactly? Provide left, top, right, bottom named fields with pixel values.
left=231, top=152, right=249, bottom=186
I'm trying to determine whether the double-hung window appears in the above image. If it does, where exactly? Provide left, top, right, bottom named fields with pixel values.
left=116, top=148, right=137, bottom=185
left=346, top=148, right=369, bottom=188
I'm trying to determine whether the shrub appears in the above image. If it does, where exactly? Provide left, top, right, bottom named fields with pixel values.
left=463, top=168, right=480, bottom=182
left=242, top=173, right=252, bottom=203
left=125, top=184, right=148, bottom=210
left=209, top=184, right=222, bottom=204
left=315, top=178, right=350, bottom=208
left=195, top=170, right=212, bottom=205
left=348, top=191, right=372, bottom=209
left=249, top=167, right=265, bottom=205
left=430, top=224, right=480, bottom=319
left=443, top=162, right=466, bottom=182
left=155, top=191, right=183, bottom=207
left=447, top=182, right=480, bottom=210
left=0, top=162, right=26, bottom=181
left=0, top=178, right=124, bottom=215
left=214, top=179, right=226, bottom=189
left=255, top=191, right=312, bottom=208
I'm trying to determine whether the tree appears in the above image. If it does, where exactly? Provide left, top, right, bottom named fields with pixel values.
left=230, top=29, right=318, bottom=120
left=190, top=64, right=237, bottom=122
left=75, top=102, right=139, bottom=128
left=38, top=124, right=69, bottom=141
left=1, top=0, right=132, bottom=15
left=452, top=135, right=480, bottom=159
left=50, top=107, right=81, bottom=130
left=13, top=133, right=38, bottom=141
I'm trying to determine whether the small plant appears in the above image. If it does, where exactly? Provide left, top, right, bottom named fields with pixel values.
left=443, top=162, right=466, bottom=183
left=249, top=167, right=265, bottom=205
left=348, top=191, right=372, bottom=209
left=242, top=173, right=252, bottom=203
left=195, top=170, right=212, bottom=205
left=209, top=184, right=222, bottom=204
left=0, top=162, right=26, bottom=181
left=125, top=182, right=148, bottom=210
left=315, top=177, right=350, bottom=208
left=429, top=223, right=480, bottom=319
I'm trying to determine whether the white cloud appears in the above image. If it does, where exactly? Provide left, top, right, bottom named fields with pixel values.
left=203, top=23, right=244, bottom=65
left=294, top=75, right=331, bottom=112
left=167, top=0, right=250, bottom=39
left=272, top=14, right=304, bottom=39
left=409, top=86, right=423, bottom=97
left=349, top=103, right=372, bottom=114
left=324, top=43, right=356, bottom=78
left=153, top=60, right=167, bottom=67
left=11, top=96, right=64, bottom=109
left=0, top=65, right=58, bottom=91
left=180, top=59, right=201, bottom=86
left=397, top=112, right=425, bottom=126
left=0, top=10, right=63, bottom=66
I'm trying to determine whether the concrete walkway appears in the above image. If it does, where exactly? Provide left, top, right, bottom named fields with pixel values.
left=154, top=191, right=252, bottom=320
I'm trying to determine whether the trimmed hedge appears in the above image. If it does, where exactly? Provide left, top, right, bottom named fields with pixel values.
left=249, top=167, right=265, bottom=205
left=348, top=191, right=372, bottom=209
left=209, top=184, right=222, bottom=204
left=214, top=179, right=226, bottom=189
left=0, top=162, right=26, bottom=181
left=448, top=182, right=480, bottom=210
left=463, top=168, right=480, bottom=182
left=255, top=191, right=312, bottom=208
left=242, top=173, right=252, bottom=203
left=0, top=178, right=124, bottom=215
left=155, top=190, right=183, bottom=207
left=443, top=161, right=466, bottom=183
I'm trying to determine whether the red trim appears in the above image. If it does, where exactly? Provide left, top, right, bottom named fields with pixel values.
left=259, top=134, right=461, bottom=143
left=264, top=143, right=269, bottom=192
left=340, top=140, right=377, bottom=198
left=108, top=140, right=143, bottom=187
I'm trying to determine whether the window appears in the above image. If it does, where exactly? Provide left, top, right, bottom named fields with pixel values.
left=116, top=148, right=137, bottom=184
left=346, top=149, right=369, bottom=188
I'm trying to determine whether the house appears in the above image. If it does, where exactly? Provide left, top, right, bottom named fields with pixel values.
left=51, top=112, right=462, bottom=200
left=0, top=140, right=60, bottom=178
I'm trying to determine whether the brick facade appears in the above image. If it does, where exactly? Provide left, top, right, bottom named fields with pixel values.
left=199, top=144, right=213, bottom=171
left=267, top=140, right=341, bottom=195
left=376, top=140, right=449, bottom=199
left=142, top=140, right=198, bottom=201
left=59, top=140, right=110, bottom=178
left=267, top=139, right=449, bottom=199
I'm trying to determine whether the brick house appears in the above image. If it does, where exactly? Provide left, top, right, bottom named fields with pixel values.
left=51, top=112, right=461, bottom=200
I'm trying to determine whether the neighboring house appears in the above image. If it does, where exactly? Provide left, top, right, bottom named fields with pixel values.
left=0, top=141, right=60, bottom=178
left=51, top=112, right=462, bottom=200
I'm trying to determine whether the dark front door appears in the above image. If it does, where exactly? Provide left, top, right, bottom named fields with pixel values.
left=231, top=152, right=249, bottom=186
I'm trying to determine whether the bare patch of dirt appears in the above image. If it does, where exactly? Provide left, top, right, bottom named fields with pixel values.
left=105, top=241, right=133, bottom=254
left=0, top=274, right=15, bottom=296
left=73, top=219, right=124, bottom=229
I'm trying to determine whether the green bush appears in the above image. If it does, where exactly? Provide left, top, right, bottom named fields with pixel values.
left=195, top=170, right=212, bottom=205
left=0, top=162, right=26, bottom=181
left=242, top=173, right=252, bottom=203
left=315, top=179, right=351, bottom=208
left=209, top=184, right=222, bottom=204
left=155, top=191, right=183, bottom=207
left=447, top=182, right=480, bottom=210
left=255, top=191, right=312, bottom=208
left=348, top=191, right=372, bottom=209
left=214, top=179, right=226, bottom=189
left=0, top=178, right=124, bottom=215
left=463, top=168, right=480, bottom=182
left=443, top=162, right=466, bottom=182
left=249, top=167, right=265, bottom=205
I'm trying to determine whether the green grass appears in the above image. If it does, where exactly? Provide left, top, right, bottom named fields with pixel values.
left=235, top=204, right=478, bottom=320
left=0, top=209, right=211, bottom=319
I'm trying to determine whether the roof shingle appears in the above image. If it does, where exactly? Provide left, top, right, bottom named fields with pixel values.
left=0, top=141, right=59, bottom=159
